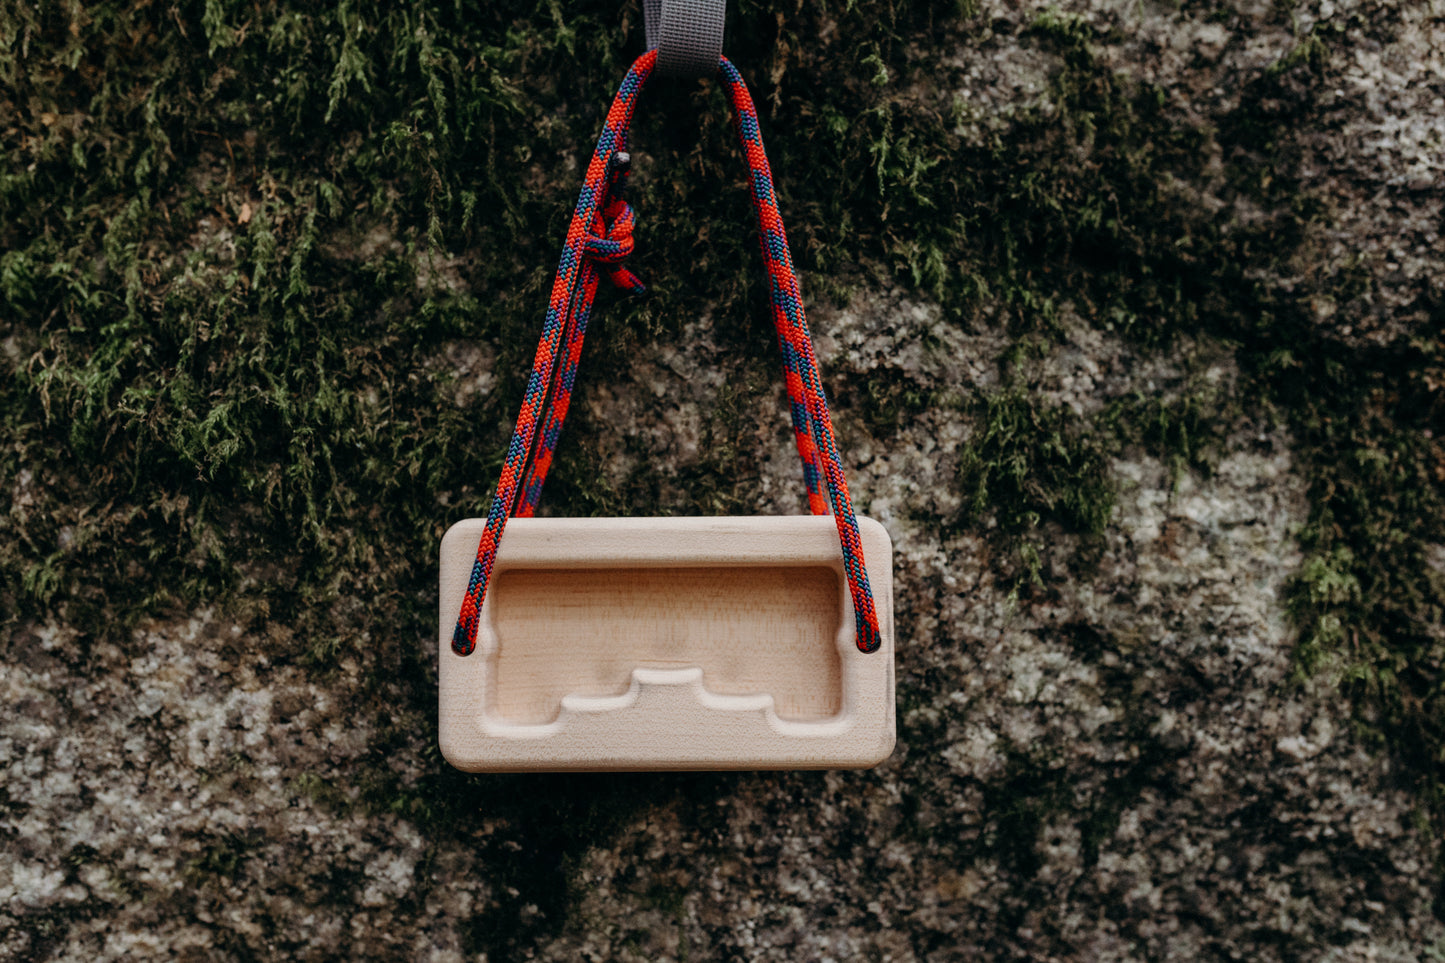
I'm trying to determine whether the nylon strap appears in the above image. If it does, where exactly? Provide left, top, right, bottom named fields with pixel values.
left=645, top=0, right=725, bottom=77
left=644, top=0, right=662, bottom=49
left=451, top=50, right=882, bottom=657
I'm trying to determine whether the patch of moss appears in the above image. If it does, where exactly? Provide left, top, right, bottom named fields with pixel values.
left=955, top=387, right=1114, bottom=586
left=1284, top=333, right=1445, bottom=811
left=1225, top=21, right=1445, bottom=836
left=1105, top=373, right=1238, bottom=487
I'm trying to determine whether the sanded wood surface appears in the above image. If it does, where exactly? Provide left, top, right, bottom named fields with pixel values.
left=491, top=565, right=842, bottom=724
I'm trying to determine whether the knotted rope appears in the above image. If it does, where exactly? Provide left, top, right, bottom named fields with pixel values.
left=452, top=50, right=881, bottom=656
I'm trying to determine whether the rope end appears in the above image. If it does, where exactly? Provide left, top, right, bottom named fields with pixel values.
left=452, top=609, right=478, bottom=656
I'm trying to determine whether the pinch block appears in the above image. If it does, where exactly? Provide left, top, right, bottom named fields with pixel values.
left=437, top=515, right=895, bottom=772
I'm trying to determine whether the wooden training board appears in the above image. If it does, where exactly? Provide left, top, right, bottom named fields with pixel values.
left=438, top=516, right=895, bottom=771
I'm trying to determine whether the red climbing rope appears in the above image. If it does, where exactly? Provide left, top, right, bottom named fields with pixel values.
left=452, top=49, right=881, bottom=656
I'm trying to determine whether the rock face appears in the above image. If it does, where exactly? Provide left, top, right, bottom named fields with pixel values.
left=2, top=0, right=1443, bottom=961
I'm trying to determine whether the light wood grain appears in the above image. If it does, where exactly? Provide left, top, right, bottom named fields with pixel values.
left=437, top=515, right=895, bottom=772
left=491, top=565, right=842, bottom=724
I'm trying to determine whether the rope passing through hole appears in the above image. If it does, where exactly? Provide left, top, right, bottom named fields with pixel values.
left=452, top=50, right=882, bottom=657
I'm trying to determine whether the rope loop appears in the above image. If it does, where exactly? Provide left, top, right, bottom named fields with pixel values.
left=452, top=50, right=882, bottom=658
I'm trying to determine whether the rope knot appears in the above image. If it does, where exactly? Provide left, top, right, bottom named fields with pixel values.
left=583, top=195, right=646, bottom=294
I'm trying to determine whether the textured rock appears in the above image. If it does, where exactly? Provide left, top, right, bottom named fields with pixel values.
left=3, top=1, right=1444, bottom=961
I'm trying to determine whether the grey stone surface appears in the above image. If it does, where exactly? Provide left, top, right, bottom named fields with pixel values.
left=4, top=1, right=1444, bottom=960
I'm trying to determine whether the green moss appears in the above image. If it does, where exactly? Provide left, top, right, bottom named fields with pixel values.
left=1282, top=335, right=1445, bottom=810
left=955, top=388, right=1113, bottom=585
left=1105, top=374, right=1237, bottom=487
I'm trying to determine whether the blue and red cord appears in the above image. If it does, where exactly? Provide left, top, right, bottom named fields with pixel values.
left=452, top=50, right=881, bottom=657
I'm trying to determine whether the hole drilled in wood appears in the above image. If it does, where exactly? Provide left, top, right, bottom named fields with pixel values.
left=488, top=565, right=844, bottom=725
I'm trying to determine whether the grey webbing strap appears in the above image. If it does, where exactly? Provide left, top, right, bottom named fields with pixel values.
left=644, top=0, right=663, bottom=50
left=645, top=0, right=725, bottom=77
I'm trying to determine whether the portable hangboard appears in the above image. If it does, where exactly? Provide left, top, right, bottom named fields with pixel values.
left=438, top=516, right=894, bottom=771
left=437, top=12, right=895, bottom=772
